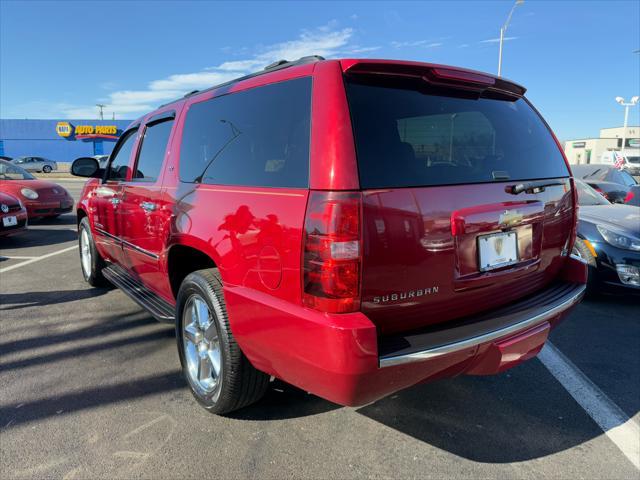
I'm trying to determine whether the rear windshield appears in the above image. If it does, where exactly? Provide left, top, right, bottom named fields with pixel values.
left=345, top=77, right=569, bottom=189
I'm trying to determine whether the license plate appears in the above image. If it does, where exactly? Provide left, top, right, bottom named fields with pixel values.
left=2, top=216, right=17, bottom=227
left=478, top=231, right=518, bottom=271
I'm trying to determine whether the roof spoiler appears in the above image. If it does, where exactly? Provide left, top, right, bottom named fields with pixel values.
left=341, top=59, right=526, bottom=97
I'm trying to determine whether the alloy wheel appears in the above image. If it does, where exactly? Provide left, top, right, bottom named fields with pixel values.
left=182, top=294, right=222, bottom=396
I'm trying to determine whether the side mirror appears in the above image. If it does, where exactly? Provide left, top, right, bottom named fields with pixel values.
left=71, top=157, right=101, bottom=178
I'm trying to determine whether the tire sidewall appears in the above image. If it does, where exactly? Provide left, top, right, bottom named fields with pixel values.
left=43, top=165, right=52, bottom=173
left=176, top=273, right=231, bottom=412
left=78, top=217, right=104, bottom=285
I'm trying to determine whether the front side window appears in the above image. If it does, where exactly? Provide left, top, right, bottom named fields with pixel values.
left=107, top=128, right=138, bottom=181
left=132, top=119, right=174, bottom=183
left=179, top=77, right=311, bottom=188
left=345, top=77, right=569, bottom=189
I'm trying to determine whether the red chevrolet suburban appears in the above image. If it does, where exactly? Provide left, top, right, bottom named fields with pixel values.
left=71, top=56, right=587, bottom=414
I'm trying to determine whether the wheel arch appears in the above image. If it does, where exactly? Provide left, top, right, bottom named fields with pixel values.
left=166, top=242, right=218, bottom=300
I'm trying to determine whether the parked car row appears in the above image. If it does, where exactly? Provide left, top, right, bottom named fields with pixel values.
left=0, top=159, right=74, bottom=236
left=573, top=179, right=640, bottom=293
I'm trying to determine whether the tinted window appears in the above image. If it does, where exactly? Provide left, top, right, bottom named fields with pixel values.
left=345, top=78, right=569, bottom=188
left=179, top=77, right=311, bottom=188
left=132, top=119, right=174, bottom=182
left=107, top=129, right=138, bottom=180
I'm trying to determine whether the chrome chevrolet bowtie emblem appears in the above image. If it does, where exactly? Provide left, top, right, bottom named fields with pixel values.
left=0, top=204, right=8, bottom=214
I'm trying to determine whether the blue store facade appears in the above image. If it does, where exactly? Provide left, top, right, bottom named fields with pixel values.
left=0, top=119, right=132, bottom=162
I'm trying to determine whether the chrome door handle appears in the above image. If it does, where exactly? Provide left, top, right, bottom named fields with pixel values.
left=140, top=201, right=157, bottom=212
left=109, top=198, right=121, bottom=206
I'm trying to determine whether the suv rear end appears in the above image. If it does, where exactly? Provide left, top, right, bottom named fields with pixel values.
left=229, top=59, right=586, bottom=406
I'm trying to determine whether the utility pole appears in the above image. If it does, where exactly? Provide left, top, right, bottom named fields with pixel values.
left=96, top=104, right=105, bottom=120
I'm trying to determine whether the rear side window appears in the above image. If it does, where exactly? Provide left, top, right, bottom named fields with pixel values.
left=179, top=77, right=311, bottom=188
left=133, top=119, right=174, bottom=183
left=345, top=78, right=569, bottom=189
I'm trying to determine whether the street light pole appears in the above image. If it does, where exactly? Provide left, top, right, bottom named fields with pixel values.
left=615, top=96, right=639, bottom=159
left=497, top=0, right=524, bottom=77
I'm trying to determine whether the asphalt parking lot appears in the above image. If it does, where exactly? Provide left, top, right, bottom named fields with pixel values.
left=1, top=179, right=639, bottom=479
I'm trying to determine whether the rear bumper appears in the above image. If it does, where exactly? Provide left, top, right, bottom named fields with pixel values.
left=0, top=211, right=28, bottom=236
left=25, top=200, right=74, bottom=217
left=379, top=282, right=585, bottom=367
left=226, top=257, right=587, bottom=406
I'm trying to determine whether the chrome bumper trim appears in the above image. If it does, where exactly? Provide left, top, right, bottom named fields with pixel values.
left=379, top=283, right=586, bottom=368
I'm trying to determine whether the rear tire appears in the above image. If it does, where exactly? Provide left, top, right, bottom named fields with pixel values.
left=78, top=217, right=107, bottom=286
left=42, top=165, right=52, bottom=173
left=572, top=237, right=598, bottom=295
left=176, top=269, right=269, bottom=414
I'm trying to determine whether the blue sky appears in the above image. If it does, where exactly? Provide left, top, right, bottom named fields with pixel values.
left=1, top=0, right=638, bottom=140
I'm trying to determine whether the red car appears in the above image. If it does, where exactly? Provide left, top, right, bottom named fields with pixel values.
left=71, top=57, right=587, bottom=414
left=0, top=159, right=74, bottom=219
left=0, top=191, right=27, bottom=236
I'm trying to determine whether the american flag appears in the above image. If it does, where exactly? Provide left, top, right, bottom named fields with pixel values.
left=613, top=151, right=626, bottom=170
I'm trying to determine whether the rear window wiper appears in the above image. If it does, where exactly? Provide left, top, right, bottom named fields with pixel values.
left=507, top=179, right=566, bottom=194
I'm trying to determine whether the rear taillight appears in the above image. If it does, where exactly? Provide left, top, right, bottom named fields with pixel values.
left=624, top=190, right=635, bottom=203
left=302, top=191, right=362, bottom=313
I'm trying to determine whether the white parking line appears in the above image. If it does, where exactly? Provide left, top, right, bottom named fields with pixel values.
left=0, top=245, right=77, bottom=274
left=539, top=342, right=640, bottom=470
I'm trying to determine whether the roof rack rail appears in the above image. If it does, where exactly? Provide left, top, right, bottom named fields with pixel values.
left=158, top=55, right=325, bottom=108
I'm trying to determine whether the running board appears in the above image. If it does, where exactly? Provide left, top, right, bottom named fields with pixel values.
left=103, top=264, right=175, bottom=323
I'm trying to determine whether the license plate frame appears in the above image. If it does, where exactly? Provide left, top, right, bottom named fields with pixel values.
left=477, top=231, right=519, bottom=272
left=2, top=215, right=18, bottom=227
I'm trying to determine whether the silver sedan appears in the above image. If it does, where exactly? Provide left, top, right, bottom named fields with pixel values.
left=11, top=156, right=58, bottom=173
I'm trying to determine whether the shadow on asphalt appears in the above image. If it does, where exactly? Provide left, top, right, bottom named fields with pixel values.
left=0, top=287, right=111, bottom=311
left=0, top=310, right=154, bottom=355
left=0, top=328, right=174, bottom=373
left=0, top=227, right=77, bottom=248
left=356, top=361, right=608, bottom=463
left=229, top=380, right=341, bottom=420
left=0, top=371, right=186, bottom=428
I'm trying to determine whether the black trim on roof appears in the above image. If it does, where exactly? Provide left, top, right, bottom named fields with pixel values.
left=158, top=55, right=324, bottom=109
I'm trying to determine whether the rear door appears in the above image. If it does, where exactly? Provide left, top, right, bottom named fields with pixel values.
left=344, top=72, right=574, bottom=335
left=92, top=127, right=139, bottom=264
left=119, top=111, right=176, bottom=290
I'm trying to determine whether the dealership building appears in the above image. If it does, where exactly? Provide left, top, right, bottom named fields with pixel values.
left=0, top=119, right=132, bottom=163
left=563, top=126, right=640, bottom=165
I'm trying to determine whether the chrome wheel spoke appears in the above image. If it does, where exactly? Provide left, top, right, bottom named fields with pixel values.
left=195, top=299, right=210, bottom=328
left=197, top=352, right=213, bottom=382
left=184, top=322, right=199, bottom=344
left=204, top=322, right=218, bottom=342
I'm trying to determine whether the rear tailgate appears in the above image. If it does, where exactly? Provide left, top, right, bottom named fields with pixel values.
left=343, top=61, right=575, bottom=335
